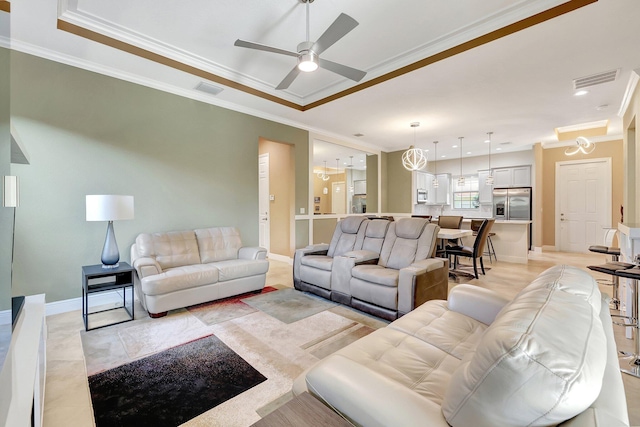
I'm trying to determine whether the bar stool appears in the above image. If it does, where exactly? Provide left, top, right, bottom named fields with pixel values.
left=588, top=261, right=634, bottom=310
left=613, top=267, right=640, bottom=378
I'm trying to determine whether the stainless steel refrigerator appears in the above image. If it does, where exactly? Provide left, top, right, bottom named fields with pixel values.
left=493, top=187, right=532, bottom=249
left=493, top=187, right=532, bottom=221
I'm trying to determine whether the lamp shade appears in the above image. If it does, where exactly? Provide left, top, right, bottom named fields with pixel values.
left=86, top=195, right=134, bottom=221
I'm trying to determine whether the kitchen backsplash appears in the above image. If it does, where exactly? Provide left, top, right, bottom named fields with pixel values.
left=414, top=203, right=494, bottom=218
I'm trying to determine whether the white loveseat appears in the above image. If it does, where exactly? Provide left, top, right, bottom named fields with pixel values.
left=131, top=226, right=268, bottom=318
left=293, top=265, right=629, bottom=427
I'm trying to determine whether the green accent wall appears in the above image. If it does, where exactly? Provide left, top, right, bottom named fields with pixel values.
left=9, top=51, right=309, bottom=303
left=385, top=150, right=411, bottom=213
left=0, top=47, right=10, bottom=310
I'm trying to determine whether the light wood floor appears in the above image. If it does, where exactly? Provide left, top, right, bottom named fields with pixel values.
left=43, top=251, right=639, bottom=426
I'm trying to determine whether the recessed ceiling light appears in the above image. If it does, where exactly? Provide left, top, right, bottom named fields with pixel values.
left=466, top=151, right=472, bottom=155
left=360, top=159, right=364, bottom=162
left=574, top=90, right=589, bottom=96
left=496, top=147, right=502, bottom=151
left=484, top=140, right=490, bottom=143
left=441, top=155, right=446, bottom=158
left=452, top=145, right=458, bottom=148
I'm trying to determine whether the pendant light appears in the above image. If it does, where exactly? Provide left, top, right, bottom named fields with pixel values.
left=335, top=159, right=341, bottom=193
left=348, top=156, right=355, bottom=193
left=402, top=122, right=428, bottom=171
left=486, top=132, right=494, bottom=186
left=322, top=160, right=330, bottom=181
left=432, top=141, right=439, bottom=188
left=457, top=137, right=465, bottom=187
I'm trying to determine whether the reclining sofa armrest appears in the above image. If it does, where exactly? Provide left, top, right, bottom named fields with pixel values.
left=341, top=249, right=380, bottom=264
left=238, top=246, right=267, bottom=260
left=447, top=284, right=510, bottom=325
left=132, top=257, right=163, bottom=278
left=398, top=258, right=449, bottom=316
left=293, top=244, right=330, bottom=287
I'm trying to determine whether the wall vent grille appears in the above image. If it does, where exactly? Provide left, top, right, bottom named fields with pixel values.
left=573, top=69, right=619, bottom=90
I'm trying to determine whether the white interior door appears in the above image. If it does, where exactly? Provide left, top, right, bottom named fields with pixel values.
left=557, top=159, right=611, bottom=253
left=332, top=182, right=346, bottom=214
left=258, top=153, right=270, bottom=253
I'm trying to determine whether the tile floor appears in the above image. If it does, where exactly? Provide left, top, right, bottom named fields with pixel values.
left=43, top=251, right=640, bottom=426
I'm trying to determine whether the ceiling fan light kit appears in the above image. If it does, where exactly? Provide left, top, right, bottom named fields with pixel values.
left=234, top=0, right=366, bottom=90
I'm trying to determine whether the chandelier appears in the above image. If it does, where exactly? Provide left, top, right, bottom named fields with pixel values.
left=402, top=122, right=427, bottom=171
left=316, top=160, right=330, bottom=181
left=565, top=136, right=595, bottom=156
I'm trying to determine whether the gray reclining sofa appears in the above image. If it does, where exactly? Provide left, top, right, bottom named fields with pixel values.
left=294, top=216, right=449, bottom=320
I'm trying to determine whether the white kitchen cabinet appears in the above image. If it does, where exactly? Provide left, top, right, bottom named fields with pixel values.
left=512, top=166, right=531, bottom=187
left=492, top=166, right=531, bottom=188
left=477, top=169, right=493, bottom=204
left=354, top=180, right=366, bottom=195
left=432, top=173, right=450, bottom=205
left=416, top=172, right=428, bottom=190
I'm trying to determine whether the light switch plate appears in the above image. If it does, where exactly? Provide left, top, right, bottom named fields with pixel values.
left=269, top=194, right=275, bottom=201
left=300, top=208, right=305, bottom=214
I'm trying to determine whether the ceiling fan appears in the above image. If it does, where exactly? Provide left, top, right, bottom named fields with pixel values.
left=234, top=0, right=367, bottom=90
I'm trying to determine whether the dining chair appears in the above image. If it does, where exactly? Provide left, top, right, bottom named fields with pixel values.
left=447, top=218, right=494, bottom=279
left=470, top=219, right=497, bottom=262
left=437, top=215, right=463, bottom=255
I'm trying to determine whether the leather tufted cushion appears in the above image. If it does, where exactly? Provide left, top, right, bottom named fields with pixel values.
left=195, top=227, right=243, bottom=263
left=442, top=265, right=607, bottom=427
left=395, top=217, right=428, bottom=239
left=141, top=264, right=218, bottom=295
left=365, top=220, right=389, bottom=239
left=136, top=231, right=201, bottom=270
left=213, top=259, right=269, bottom=282
left=327, top=217, right=367, bottom=258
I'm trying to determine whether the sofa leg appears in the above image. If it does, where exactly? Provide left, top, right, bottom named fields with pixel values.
left=149, top=311, right=168, bottom=319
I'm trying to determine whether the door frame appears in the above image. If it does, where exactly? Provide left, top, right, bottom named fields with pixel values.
left=554, top=157, right=611, bottom=251
left=258, top=153, right=270, bottom=254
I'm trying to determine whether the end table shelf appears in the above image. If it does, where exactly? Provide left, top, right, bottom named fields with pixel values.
left=82, top=262, right=135, bottom=331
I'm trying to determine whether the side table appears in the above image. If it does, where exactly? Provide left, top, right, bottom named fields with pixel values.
left=251, top=392, right=352, bottom=427
left=82, top=262, right=135, bottom=331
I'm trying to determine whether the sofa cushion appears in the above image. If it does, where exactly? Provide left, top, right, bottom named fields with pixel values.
left=361, top=220, right=389, bottom=254
left=395, top=217, right=427, bottom=239
left=141, top=264, right=219, bottom=296
left=389, top=299, right=488, bottom=360
left=327, top=216, right=367, bottom=258
left=300, top=255, right=334, bottom=271
left=195, top=227, right=243, bottom=263
left=352, top=264, right=399, bottom=287
left=442, top=265, right=607, bottom=427
left=136, top=230, right=201, bottom=270
left=213, top=259, right=269, bottom=282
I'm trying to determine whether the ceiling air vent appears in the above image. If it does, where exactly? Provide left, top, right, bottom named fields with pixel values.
left=573, top=69, right=619, bottom=90
left=353, top=133, right=364, bottom=137
left=195, top=82, right=224, bottom=96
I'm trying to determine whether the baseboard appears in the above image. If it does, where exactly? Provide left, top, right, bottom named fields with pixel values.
left=0, top=290, right=132, bottom=324
left=267, top=253, right=293, bottom=265
left=542, top=245, right=557, bottom=252
left=532, top=246, right=543, bottom=253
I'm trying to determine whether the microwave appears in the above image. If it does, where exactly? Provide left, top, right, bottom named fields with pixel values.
left=417, top=189, right=428, bottom=203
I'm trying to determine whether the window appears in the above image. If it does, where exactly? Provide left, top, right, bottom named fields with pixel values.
left=452, top=176, right=479, bottom=209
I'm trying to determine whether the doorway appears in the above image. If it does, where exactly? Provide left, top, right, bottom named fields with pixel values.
left=258, top=153, right=270, bottom=254
left=556, top=158, right=611, bottom=252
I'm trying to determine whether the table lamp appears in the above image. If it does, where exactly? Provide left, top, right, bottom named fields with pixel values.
left=86, top=195, right=134, bottom=269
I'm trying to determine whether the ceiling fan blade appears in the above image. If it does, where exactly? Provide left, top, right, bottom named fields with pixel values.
left=276, top=65, right=302, bottom=90
left=311, top=13, right=359, bottom=55
left=318, top=58, right=366, bottom=82
left=234, top=39, right=299, bottom=57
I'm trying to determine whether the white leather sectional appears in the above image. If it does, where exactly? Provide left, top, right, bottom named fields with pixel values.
left=130, top=226, right=268, bottom=317
left=293, top=265, right=629, bottom=427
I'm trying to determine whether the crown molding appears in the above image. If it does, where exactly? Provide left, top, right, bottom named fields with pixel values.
left=541, top=134, right=623, bottom=149
left=618, top=68, right=640, bottom=118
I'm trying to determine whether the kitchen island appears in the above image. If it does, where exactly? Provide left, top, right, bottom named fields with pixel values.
left=457, top=219, right=532, bottom=264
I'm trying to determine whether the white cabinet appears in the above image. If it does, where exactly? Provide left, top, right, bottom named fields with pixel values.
left=477, top=170, right=493, bottom=204
left=512, top=166, right=531, bottom=187
left=492, top=166, right=530, bottom=188
left=416, top=172, right=428, bottom=191
left=354, top=180, right=366, bottom=195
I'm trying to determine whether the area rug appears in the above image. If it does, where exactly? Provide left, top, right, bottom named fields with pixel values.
left=88, top=334, right=266, bottom=427
left=187, top=286, right=278, bottom=326
left=241, top=288, right=337, bottom=324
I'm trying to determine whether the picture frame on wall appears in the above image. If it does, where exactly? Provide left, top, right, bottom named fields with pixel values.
left=315, top=205, right=320, bottom=212
left=314, top=197, right=320, bottom=203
